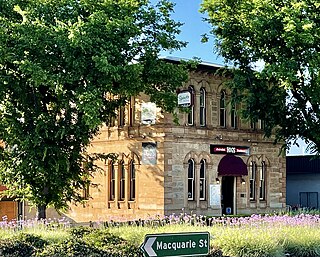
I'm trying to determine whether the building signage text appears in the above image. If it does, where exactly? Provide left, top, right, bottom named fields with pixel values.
left=140, top=232, right=210, bottom=257
left=210, top=144, right=250, bottom=155
left=177, top=90, right=192, bottom=107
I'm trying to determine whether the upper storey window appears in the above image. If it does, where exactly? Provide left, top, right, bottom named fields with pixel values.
left=187, top=86, right=195, bottom=126
left=219, top=90, right=226, bottom=127
left=118, top=106, right=125, bottom=127
left=200, top=88, right=206, bottom=127
left=231, top=103, right=237, bottom=129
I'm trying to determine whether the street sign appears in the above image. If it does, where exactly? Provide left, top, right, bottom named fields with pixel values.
left=140, top=232, right=210, bottom=257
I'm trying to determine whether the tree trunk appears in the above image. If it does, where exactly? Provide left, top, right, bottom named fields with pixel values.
left=36, top=204, right=47, bottom=220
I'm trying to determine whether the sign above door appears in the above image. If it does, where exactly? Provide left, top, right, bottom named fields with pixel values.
left=210, top=144, right=250, bottom=155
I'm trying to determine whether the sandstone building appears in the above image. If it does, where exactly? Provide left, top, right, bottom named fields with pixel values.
left=63, top=59, right=286, bottom=222
left=6, top=59, right=286, bottom=223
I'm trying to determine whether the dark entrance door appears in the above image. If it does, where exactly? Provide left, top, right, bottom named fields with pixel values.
left=221, top=176, right=234, bottom=215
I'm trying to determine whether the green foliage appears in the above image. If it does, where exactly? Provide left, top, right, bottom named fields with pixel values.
left=0, top=0, right=188, bottom=218
left=3, top=217, right=320, bottom=257
left=37, top=227, right=144, bottom=257
left=213, top=227, right=284, bottom=257
left=281, top=227, right=320, bottom=257
left=0, top=233, right=47, bottom=257
left=201, top=0, right=320, bottom=153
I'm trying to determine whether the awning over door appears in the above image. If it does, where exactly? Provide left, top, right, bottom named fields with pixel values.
left=218, top=155, right=248, bottom=176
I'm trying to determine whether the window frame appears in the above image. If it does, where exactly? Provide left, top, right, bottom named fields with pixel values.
left=188, top=159, right=195, bottom=201
left=118, top=106, right=125, bottom=127
left=259, top=161, right=266, bottom=200
left=129, top=160, right=136, bottom=201
left=199, top=159, right=206, bottom=200
left=129, top=97, right=134, bottom=127
left=109, top=161, right=116, bottom=201
left=83, top=181, right=90, bottom=200
left=231, top=102, right=237, bottom=129
left=249, top=161, right=256, bottom=200
left=219, top=90, right=226, bottom=127
left=200, top=88, right=206, bottom=127
left=299, top=192, right=318, bottom=209
left=119, top=160, right=125, bottom=201
left=187, top=86, right=195, bottom=126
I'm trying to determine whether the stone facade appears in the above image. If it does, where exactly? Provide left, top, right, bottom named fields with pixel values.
left=24, top=62, right=286, bottom=223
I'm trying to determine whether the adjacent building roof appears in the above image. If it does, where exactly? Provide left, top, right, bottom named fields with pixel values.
left=286, top=155, right=320, bottom=174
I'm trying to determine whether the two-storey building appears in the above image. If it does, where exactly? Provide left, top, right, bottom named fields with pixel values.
left=19, top=58, right=287, bottom=223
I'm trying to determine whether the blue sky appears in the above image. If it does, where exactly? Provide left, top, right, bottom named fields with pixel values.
left=155, top=0, right=224, bottom=65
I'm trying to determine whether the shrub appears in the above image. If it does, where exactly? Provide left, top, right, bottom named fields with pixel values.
left=281, top=227, right=320, bottom=257
left=38, top=227, right=144, bottom=257
left=36, top=238, right=106, bottom=257
left=0, top=233, right=46, bottom=257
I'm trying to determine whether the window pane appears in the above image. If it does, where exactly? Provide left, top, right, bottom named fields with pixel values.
left=188, top=86, right=194, bottom=125
left=188, top=180, right=194, bottom=199
left=231, top=104, right=237, bottom=128
left=110, top=162, right=115, bottom=201
left=199, top=180, right=204, bottom=199
left=129, top=98, right=134, bottom=126
left=300, top=192, right=308, bottom=208
left=130, top=161, right=135, bottom=200
left=119, top=162, right=125, bottom=200
left=259, top=161, right=266, bottom=200
left=119, top=106, right=125, bottom=127
left=200, top=160, right=205, bottom=178
left=200, top=159, right=206, bottom=200
left=309, top=193, right=318, bottom=209
left=220, top=91, right=226, bottom=127
left=250, top=161, right=256, bottom=200
left=188, top=159, right=195, bottom=200
left=200, top=89, right=205, bottom=106
left=200, top=88, right=206, bottom=126
left=200, top=107, right=205, bottom=126
left=188, top=160, right=194, bottom=178
left=188, top=107, right=194, bottom=125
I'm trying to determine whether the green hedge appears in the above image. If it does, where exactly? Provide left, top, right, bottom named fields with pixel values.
left=0, top=228, right=145, bottom=257
left=0, top=227, right=225, bottom=257
left=1, top=225, right=320, bottom=257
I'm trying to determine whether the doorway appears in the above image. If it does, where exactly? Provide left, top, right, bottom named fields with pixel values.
left=221, top=176, right=234, bottom=215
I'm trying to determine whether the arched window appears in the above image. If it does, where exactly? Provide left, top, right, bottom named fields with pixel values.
left=188, top=159, right=195, bottom=200
left=83, top=181, right=90, bottom=200
left=231, top=102, right=237, bottom=129
left=200, top=88, right=206, bottom=126
left=249, top=161, right=257, bottom=200
left=199, top=159, right=206, bottom=200
left=109, top=161, right=115, bottom=201
left=129, top=160, right=136, bottom=201
left=259, top=161, right=266, bottom=200
left=119, top=160, right=125, bottom=200
left=129, top=97, right=134, bottom=127
left=118, top=106, right=125, bottom=127
left=187, top=86, right=195, bottom=125
left=219, top=90, right=226, bottom=127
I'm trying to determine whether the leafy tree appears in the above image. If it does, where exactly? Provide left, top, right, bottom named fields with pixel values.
left=201, top=0, right=320, bottom=153
left=0, top=0, right=188, bottom=219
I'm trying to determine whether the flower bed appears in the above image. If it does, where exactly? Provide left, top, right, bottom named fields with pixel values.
left=0, top=212, right=320, bottom=257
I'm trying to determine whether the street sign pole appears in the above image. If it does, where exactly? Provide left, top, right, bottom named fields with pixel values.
left=140, top=232, right=210, bottom=257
